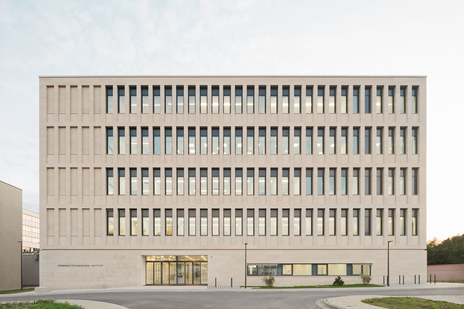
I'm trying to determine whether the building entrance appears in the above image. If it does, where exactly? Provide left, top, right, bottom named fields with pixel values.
left=145, top=255, right=208, bottom=285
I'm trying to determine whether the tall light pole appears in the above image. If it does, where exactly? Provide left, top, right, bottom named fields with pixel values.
left=387, top=240, right=393, bottom=287
left=244, top=243, right=248, bottom=289
left=17, top=241, right=23, bottom=290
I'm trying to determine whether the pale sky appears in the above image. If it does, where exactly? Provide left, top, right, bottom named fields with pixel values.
left=0, top=0, right=463, bottom=241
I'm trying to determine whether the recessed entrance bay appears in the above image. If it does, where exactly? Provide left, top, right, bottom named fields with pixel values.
left=145, top=255, right=208, bottom=285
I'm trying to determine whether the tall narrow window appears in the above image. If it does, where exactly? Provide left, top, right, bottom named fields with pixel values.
left=412, top=168, right=418, bottom=195
left=247, top=168, right=254, bottom=195
left=235, top=86, right=242, bottom=114
left=235, top=127, right=243, bottom=154
left=306, top=86, right=313, bottom=113
left=224, top=127, right=231, bottom=155
left=119, top=209, right=125, bottom=236
left=212, top=86, right=219, bottom=114
left=365, top=209, right=371, bottom=236
left=224, top=209, right=231, bottom=236
left=317, top=209, right=324, bottom=236
left=165, top=86, right=172, bottom=114
left=282, top=127, right=289, bottom=154
left=400, top=168, right=406, bottom=195
left=153, top=168, right=160, bottom=195
left=154, top=209, right=161, bottom=236
left=376, top=209, right=383, bottom=236
left=412, top=209, right=418, bottom=236
left=223, top=86, right=231, bottom=114
left=165, top=169, right=172, bottom=195
left=329, top=87, right=335, bottom=113
left=130, top=87, right=137, bottom=113
left=341, top=209, right=347, bottom=236
left=177, top=127, right=184, bottom=155
left=177, top=209, right=184, bottom=236
left=258, top=168, right=266, bottom=196
left=306, top=168, right=313, bottom=195
left=377, top=169, right=383, bottom=195
left=388, top=127, right=394, bottom=154
left=200, top=127, right=207, bottom=154
left=341, top=87, right=347, bottom=113
left=271, top=209, right=278, bottom=236
left=376, top=87, right=382, bottom=113
left=258, top=127, right=266, bottom=155
left=224, top=168, right=231, bottom=195
left=282, top=86, right=289, bottom=113
left=106, top=87, right=113, bottom=113
left=107, top=168, right=114, bottom=195
left=188, top=86, right=196, bottom=114
left=142, top=168, right=149, bottom=195
left=130, top=209, right=137, bottom=236
left=353, top=168, right=359, bottom=195
left=329, top=209, right=336, bottom=236
left=165, top=127, right=172, bottom=155
left=188, top=168, right=196, bottom=195
left=188, top=127, right=195, bottom=154
left=176, top=86, right=184, bottom=114
left=353, top=87, right=359, bottom=113
left=412, top=87, right=418, bottom=113
left=259, top=86, right=266, bottom=113
left=270, top=127, right=278, bottom=154
left=412, top=128, right=418, bottom=154
left=153, top=127, right=160, bottom=154
left=165, top=209, right=173, bottom=236
left=400, top=87, right=406, bottom=114
left=200, top=168, right=207, bottom=195
left=388, top=168, right=394, bottom=195
left=130, top=127, right=137, bottom=154
left=317, top=168, right=324, bottom=195
left=329, top=127, right=336, bottom=154
left=106, top=127, right=113, bottom=154
left=235, top=168, right=242, bottom=195
left=306, top=127, right=313, bottom=154
left=376, top=128, right=383, bottom=154
left=118, top=127, right=125, bottom=154
left=247, top=209, right=254, bottom=236
left=212, top=168, right=219, bottom=195
left=142, top=127, right=148, bottom=154
left=317, top=127, right=324, bottom=154
left=294, top=168, right=301, bottom=195
left=247, top=86, right=254, bottom=114
left=200, top=86, right=207, bottom=114
left=153, top=86, right=160, bottom=113
left=329, top=168, right=336, bottom=195
left=259, top=209, right=266, bottom=236
left=189, top=209, right=196, bottom=236
left=235, top=209, right=243, bottom=236
left=247, top=127, right=254, bottom=154
left=388, top=87, right=395, bottom=113
left=341, top=128, right=347, bottom=154
left=294, top=127, right=301, bottom=154
left=282, top=209, right=289, bottom=236
left=212, top=209, right=219, bottom=236
left=130, top=168, right=137, bottom=195
left=212, top=127, right=219, bottom=155
left=177, top=168, right=184, bottom=196
left=365, top=168, right=371, bottom=195
left=317, top=87, right=324, bottom=113
left=365, top=87, right=371, bottom=113
left=388, top=209, right=394, bottom=236
left=282, top=168, right=289, bottom=195
left=365, top=127, right=371, bottom=154
left=200, top=209, right=208, bottom=236
left=353, top=128, right=360, bottom=154
left=341, top=168, right=347, bottom=195
left=305, top=209, right=312, bottom=236
left=353, top=209, right=359, bottom=236
left=294, top=209, right=301, bottom=236
left=271, top=86, right=277, bottom=113
left=118, top=87, right=125, bottom=113
left=270, top=168, right=277, bottom=195
left=107, top=209, right=114, bottom=236
left=400, top=127, right=406, bottom=154
left=294, top=86, right=301, bottom=113
left=400, top=209, right=406, bottom=235
left=118, top=168, right=125, bottom=195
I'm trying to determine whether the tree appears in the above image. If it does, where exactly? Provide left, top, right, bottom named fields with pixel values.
left=427, top=234, right=464, bottom=265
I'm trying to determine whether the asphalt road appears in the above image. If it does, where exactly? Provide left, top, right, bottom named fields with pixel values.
left=2, top=288, right=464, bottom=309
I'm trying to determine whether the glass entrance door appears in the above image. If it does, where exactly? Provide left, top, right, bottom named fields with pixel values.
left=193, top=262, right=201, bottom=285
left=162, top=262, right=170, bottom=285
left=145, top=256, right=207, bottom=285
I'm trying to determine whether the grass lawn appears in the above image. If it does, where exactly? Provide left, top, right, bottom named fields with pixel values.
left=362, top=297, right=464, bottom=309
left=0, top=289, right=34, bottom=295
left=243, top=284, right=383, bottom=289
left=0, top=300, right=84, bottom=309
left=428, top=280, right=464, bottom=284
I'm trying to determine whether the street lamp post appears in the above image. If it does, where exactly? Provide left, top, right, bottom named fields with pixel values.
left=244, top=243, right=248, bottom=289
left=387, top=240, right=393, bottom=287
left=17, top=241, right=23, bottom=290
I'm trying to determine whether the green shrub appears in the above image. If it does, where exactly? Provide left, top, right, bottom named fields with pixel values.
left=333, top=276, right=345, bottom=286
left=361, top=275, right=372, bottom=285
left=262, top=275, right=275, bottom=287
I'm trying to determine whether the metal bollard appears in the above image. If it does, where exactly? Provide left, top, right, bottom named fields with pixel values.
left=399, top=275, right=401, bottom=284
left=419, top=275, right=420, bottom=284
left=215, top=278, right=217, bottom=287
left=231, top=278, right=233, bottom=287
left=403, top=275, right=404, bottom=285
left=430, top=274, right=432, bottom=284
left=434, top=274, right=436, bottom=284
left=383, top=276, right=385, bottom=286
left=414, top=275, right=416, bottom=284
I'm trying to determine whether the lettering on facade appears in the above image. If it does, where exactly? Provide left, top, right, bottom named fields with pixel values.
left=58, top=264, right=103, bottom=267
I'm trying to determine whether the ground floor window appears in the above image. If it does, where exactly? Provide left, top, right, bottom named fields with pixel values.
left=247, top=263, right=371, bottom=276
left=145, top=255, right=208, bottom=285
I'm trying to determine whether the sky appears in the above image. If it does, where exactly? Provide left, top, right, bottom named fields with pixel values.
left=0, top=0, right=463, bottom=241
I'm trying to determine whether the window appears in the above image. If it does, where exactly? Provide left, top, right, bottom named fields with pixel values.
left=177, top=127, right=184, bottom=155
left=188, top=168, right=196, bottom=195
left=176, top=86, right=184, bottom=114
left=400, top=87, right=406, bottom=113
left=353, top=168, right=359, bottom=195
left=306, top=86, right=313, bottom=113
left=259, top=169, right=266, bottom=195
left=376, top=128, right=383, bottom=154
left=177, top=209, right=184, bottom=236
left=212, top=86, right=219, bottom=114
left=353, top=209, right=359, bottom=236
left=258, top=127, right=266, bottom=155
left=212, top=168, right=219, bottom=195
left=247, top=127, right=254, bottom=154
left=247, top=86, right=254, bottom=113
left=317, top=168, right=324, bottom=195
left=224, top=127, right=231, bottom=155
left=412, top=168, right=418, bottom=195
left=107, top=168, right=114, bottom=195
left=282, top=168, right=289, bottom=195
left=268, top=127, right=277, bottom=154
left=317, top=127, right=324, bottom=154
left=412, top=87, right=418, bottom=113
left=118, top=127, right=125, bottom=154
left=188, top=86, right=196, bottom=114
left=305, top=209, right=312, bottom=236
left=305, top=127, right=313, bottom=154
left=271, top=209, right=278, bottom=236
left=177, top=169, right=184, bottom=195
left=388, top=127, right=394, bottom=154
left=235, top=86, right=242, bottom=114
left=153, top=127, right=160, bottom=154
left=270, top=168, right=277, bottom=195
left=259, top=209, right=266, bottom=236
left=329, top=87, right=335, bottom=113
left=165, top=127, right=172, bottom=155
left=353, top=87, right=359, bottom=113
left=223, top=86, right=231, bottom=114
left=235, top=127, right=243, bottom=154
left=106, top=127, right=113, bottom=154
left=188, top=127, right=195, bottom=154
left=388, top=209, right=394, bottom=236
left=341, top=209, right=347, bottom=236
left=329, top=127, right=336, bottom=154
left=259, top=86, right=266, bottom=113
left=341, top=128, right=347, bottom=154
left=224, top=168, right=231, bottom=195
left=317, top=265, right=327, bottom=275
left=400, top=209, right=406, bottom=235
left=329, top=209, right=336, bottom=236
left=282, top=127, right=289, bottom=154
left=165, top=86, right=172, bottom=114
left=388, top=168, right=394, bottom=195
left=142, top=127, right=149, bottom=154
left=130, top=209, right=137, bottom=236
left=412, top=209, right=418, bottom=236
left=200, top=168, right=207, bottom=195
left=365, top=168, right=371, bottom=195
left=107, top=209, right=114, bottom=236
left=118, top=87, right=125, bottom=113
left=317, top=209, right=324, bottom=236
left=294, top=209, right=301, bottom=236
left=400, top=168, right=406, bottom=195
left=376, top=87, right=382, bottom=113
left=118, top=168, right=125, bottom=195
left=377, top=168, right=383, bottom=195
left=400, top=127, right=406, bottom=154
left=154, top=209, right=161, bottom=236
left=153, top=168, right=160, bottom=195
left=365, top=127, right=371, bottom=154
left=119, top=209, right=125, bottom=236
left=412, top=128, right=418, bottom=154
left=106, top=86, right=113, bottom=113
left=271, top=86, right=278, bottom=113
left=130, top=87, right=137, bottom=113
left=317, top=87, right=324, bottom=113
left=305, top=168, right=313, bottom=195
left=282, top=86, right=289, bottom=113
left=130, top=168, right=137, bottom=195
left=165, top=168, right=172, bottom=195
left=282, top=209, right=289, bottom=236
left=294, top=127, right=301, bottom=154
left=224, top=209, right=231, bottom=236
left=247, top=209, right=254, bottom=236
left=163, top=209, right=172, bottom=236
left=365, top=87, right=371, bottom=113
left=294, top=86, right=301, bottom=113
left=341, top=87, right=347, bottom=113
left=153, top=86, right=160, bottom=113
left=235, top=168, right=243, bottom=195
left=341, top=168, right=347, bottom=195
left=329, top=168, right=336, bottom=195
left=388, top=87, right=394, bottom=113
left=247, top=168, right=254, bottom=195
left=353, top=127, right=360, bottom=154
left=235, top=209, right=243, bottom=236
left=200, top=86, right=207, bottom=114
left=130, top=127, right=137, bottom=154
left=189, top=209, right=196, bottom=236
left=212, top=127, right=219, bottom=155
left=376, top=209, right=383, bottom=236
left=140, top=168, right=149, bottom=195
left=294, top=168, right=301, bottom=195
left=200, top=127, right=207, bottom=154
left=200, top=209, right=208, bottom=236
left=365, top=209, right=371, bottom=236
left=212, top=209, right=219, bottom=236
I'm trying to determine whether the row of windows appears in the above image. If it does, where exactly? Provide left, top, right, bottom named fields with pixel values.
left=105, top=85, right=419, bottom=115
left=23, top=224, right=40, bottom=234
left=23, top=236, right=40, bottom=243
left=23, top=213, right=40, bottom=223
left=106, top=126, right=419, bottom=156
left=106, top=167, right=419, bottom=196
left=247, top=263, right=371, bottom=276
left=106, top=208, right=419, bottom=237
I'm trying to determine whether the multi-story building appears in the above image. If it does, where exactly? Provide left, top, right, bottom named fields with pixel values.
left=22, top=209, right=40, bottom=252
left=39, top=76, right=426, bottom=289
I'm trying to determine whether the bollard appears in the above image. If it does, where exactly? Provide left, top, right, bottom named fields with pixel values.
left=383, top=276, right=385, bottom=286
left=215, top=278, right=217, bottom=287
left=430, top=274, right=432, bottom=284
left=403, top=275, right=404, bottom=285
left=399, top=275, right=401, bottom=285
left=434, top=274, right=436, bottom=284
left=231, top=278, right=233, bottom=287
left=414, top=275, right=416, bottom=284
left=419, top=275, right=420, bottom=284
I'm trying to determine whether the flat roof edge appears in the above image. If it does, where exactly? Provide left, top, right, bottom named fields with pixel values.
left=0, top=180, right=23, bottom=191
left=39, top=75, right=428, bottom=78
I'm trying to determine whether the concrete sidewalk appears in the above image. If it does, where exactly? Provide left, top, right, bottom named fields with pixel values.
left=0, top=299, right=127, bottom=309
